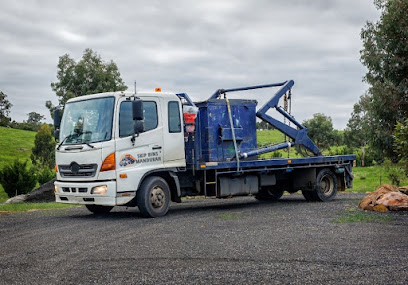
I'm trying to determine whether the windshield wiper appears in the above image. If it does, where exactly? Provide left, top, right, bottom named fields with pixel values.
left=57, top=131, right=94, bottom=150
left=57, top=133, right=76, bottom=150
left=84, top=141, right=95, bottom=148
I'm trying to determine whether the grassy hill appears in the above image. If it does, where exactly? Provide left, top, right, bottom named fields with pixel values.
left=0, top=126, right=36, bottom=201
left=0, top=126, right=36, bottom=169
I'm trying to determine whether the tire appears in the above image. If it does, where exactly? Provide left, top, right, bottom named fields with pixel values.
left=255, top=187, right=284, bottom=201
left=302, top=168, right=338, bottom=202
left=85, top=205, right=113, bottom=214
left=137, top=176, right=170, bottom=218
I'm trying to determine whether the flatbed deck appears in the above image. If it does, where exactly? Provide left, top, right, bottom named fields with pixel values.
left=198, top=155, right=356, bottom=170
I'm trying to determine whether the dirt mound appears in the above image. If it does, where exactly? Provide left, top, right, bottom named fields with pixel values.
left=359, top=184, right=408, bottom=212
left=5, top=179, right=56, bottom=204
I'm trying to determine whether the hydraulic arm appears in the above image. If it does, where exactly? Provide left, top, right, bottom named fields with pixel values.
left=209, top=80, right=322, bottom=157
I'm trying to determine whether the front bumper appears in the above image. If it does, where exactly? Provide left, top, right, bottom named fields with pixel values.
left=55, top=180, right=117, bottom=206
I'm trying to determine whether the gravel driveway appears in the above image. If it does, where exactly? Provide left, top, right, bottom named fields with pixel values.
left=0, top=193, right=407, bottom=284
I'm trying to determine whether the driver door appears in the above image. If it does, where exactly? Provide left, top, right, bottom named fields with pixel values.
left=115, top=97, right=164, bottom=193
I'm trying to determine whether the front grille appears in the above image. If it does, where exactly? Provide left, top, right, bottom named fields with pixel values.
left=59, top=163, right=97, bottom=178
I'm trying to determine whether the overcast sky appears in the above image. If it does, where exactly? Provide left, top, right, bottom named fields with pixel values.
left=0, top=0, right=380, bottom=129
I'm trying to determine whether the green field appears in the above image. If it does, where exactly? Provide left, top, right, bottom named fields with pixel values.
left=0, top=126, right=36, bottom=170
left=351, top=166, right=408, bottom=193
left=257, top=129, right=300, bottom=158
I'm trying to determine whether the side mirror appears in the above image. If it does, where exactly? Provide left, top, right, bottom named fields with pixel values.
left=132, top=99, right=143, bottom=121
left=54, top=129, right=60, bottom=141
left=53, top=109, right=61, bottom=128
left=134, top=120, right=144, bottom=134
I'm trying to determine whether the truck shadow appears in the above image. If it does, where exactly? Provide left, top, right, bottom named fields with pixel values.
left=65, top=195, right=311, bottom=220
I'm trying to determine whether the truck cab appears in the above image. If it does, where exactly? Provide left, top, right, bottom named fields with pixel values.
left=54, top=90, right=185, bottom=215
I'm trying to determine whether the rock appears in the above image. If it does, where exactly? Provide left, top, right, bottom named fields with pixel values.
left=398, top=186, right=408, bottom=195
left=359, top=184, right=397, bottom=211
left=5, top=195, right=27, bottom=204
left=372, top=204, right=388, bottom=212
left=377, top=191, right=408, bottom=207
left=359, top=184, right=408, bottom=212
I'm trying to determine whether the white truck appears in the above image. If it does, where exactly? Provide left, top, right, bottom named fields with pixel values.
left=53, top=81, right=355, bottom=217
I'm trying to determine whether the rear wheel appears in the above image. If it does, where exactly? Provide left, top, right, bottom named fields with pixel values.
left=302, top=168, right=337, bottom=202
left=137, top=176, right=170, bottom=218
left=255, top=187, right=284, bottom=201
left=85, top=205, right=113, bottom=214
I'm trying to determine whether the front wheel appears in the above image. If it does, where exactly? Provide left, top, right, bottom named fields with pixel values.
left=85, top=205, right=113, bottom=214
left=137, top=176, right=170, bottom=218
left=302, top=168, right=338, bottom=202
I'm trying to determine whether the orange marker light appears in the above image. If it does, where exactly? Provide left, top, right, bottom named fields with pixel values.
left=119, top=173, right=128, bottom=178
left=101, top=153, right=115, bottom=172
left=155, top=87, right=161, bottom=92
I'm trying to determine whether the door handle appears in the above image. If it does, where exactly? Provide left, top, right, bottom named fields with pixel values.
left=152, top=146, right=162, bottom=150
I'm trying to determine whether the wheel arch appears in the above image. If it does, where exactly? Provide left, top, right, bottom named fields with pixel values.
left=137, top=169, right=181, bottom=203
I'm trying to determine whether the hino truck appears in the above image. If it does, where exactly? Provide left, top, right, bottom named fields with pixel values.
left=53, top=80, right=355, bottom=217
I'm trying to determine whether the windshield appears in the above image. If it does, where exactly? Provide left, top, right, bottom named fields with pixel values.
left=59, top=97, right=115, bottom=145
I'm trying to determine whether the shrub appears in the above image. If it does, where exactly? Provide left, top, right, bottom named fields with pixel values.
left=37, top=167, right=56, bottom=185
left=0, top=160, right=37, bottom=198
left=271, top=151, right=283, bottom=158
left=383, top=159, right=406, bottom=187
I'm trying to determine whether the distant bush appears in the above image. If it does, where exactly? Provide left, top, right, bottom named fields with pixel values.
left=383, top=159, right=406, bottom=187
left=328, top=145, right=379, bottom=167
left=0, top=160, right=37, bottom=198
left=9, top=121, right=42, bottom=132
left=271, top=151, right=283, bottom=158
left=37, top=167, right=56, bottom=185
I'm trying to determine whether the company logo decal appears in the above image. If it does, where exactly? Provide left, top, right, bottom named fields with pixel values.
left=119, top=152, right=162, bottom=167
left=119, top=154, right=136, bottom=167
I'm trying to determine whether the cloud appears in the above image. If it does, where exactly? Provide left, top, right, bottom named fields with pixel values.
left=0, top=0, right=380, bottom=129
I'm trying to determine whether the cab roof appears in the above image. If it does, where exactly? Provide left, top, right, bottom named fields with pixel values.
left=66, top=90, right=179, bottom=103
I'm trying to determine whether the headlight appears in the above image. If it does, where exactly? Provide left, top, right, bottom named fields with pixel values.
left=91, top=185, right=107, bottom=195
left=54, top=185, right=60, bottom=194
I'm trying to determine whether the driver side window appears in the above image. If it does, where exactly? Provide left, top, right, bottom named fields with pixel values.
left=119, top=101, right=158, bottom=137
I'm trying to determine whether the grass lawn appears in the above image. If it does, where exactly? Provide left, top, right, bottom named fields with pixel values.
left=0, top=202, right=79, bottom=214
left=257, top=129, right=300, bottom=158
left=257, top=129, right=285, bottom=146
left=350, top=166, right=408, bottom=193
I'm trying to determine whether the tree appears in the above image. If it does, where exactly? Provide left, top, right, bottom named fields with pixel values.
left=0, top=91, right=12, bottom=126
left=31, top=124, right=56, bottom=169
left=46, top=48, right=127, bottom=114
left=344, top=95, right=373, bottom=166
left=26, top=112, right=45, bottom=124
left=353, top=0, right=408, bottom=160
left=394, top=118, right=408, bottom=174
left=302, top=113, right=335, bottom=150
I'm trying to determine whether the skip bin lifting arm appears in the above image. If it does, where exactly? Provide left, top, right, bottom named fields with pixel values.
left=209, top=80, right=322, bottom=156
